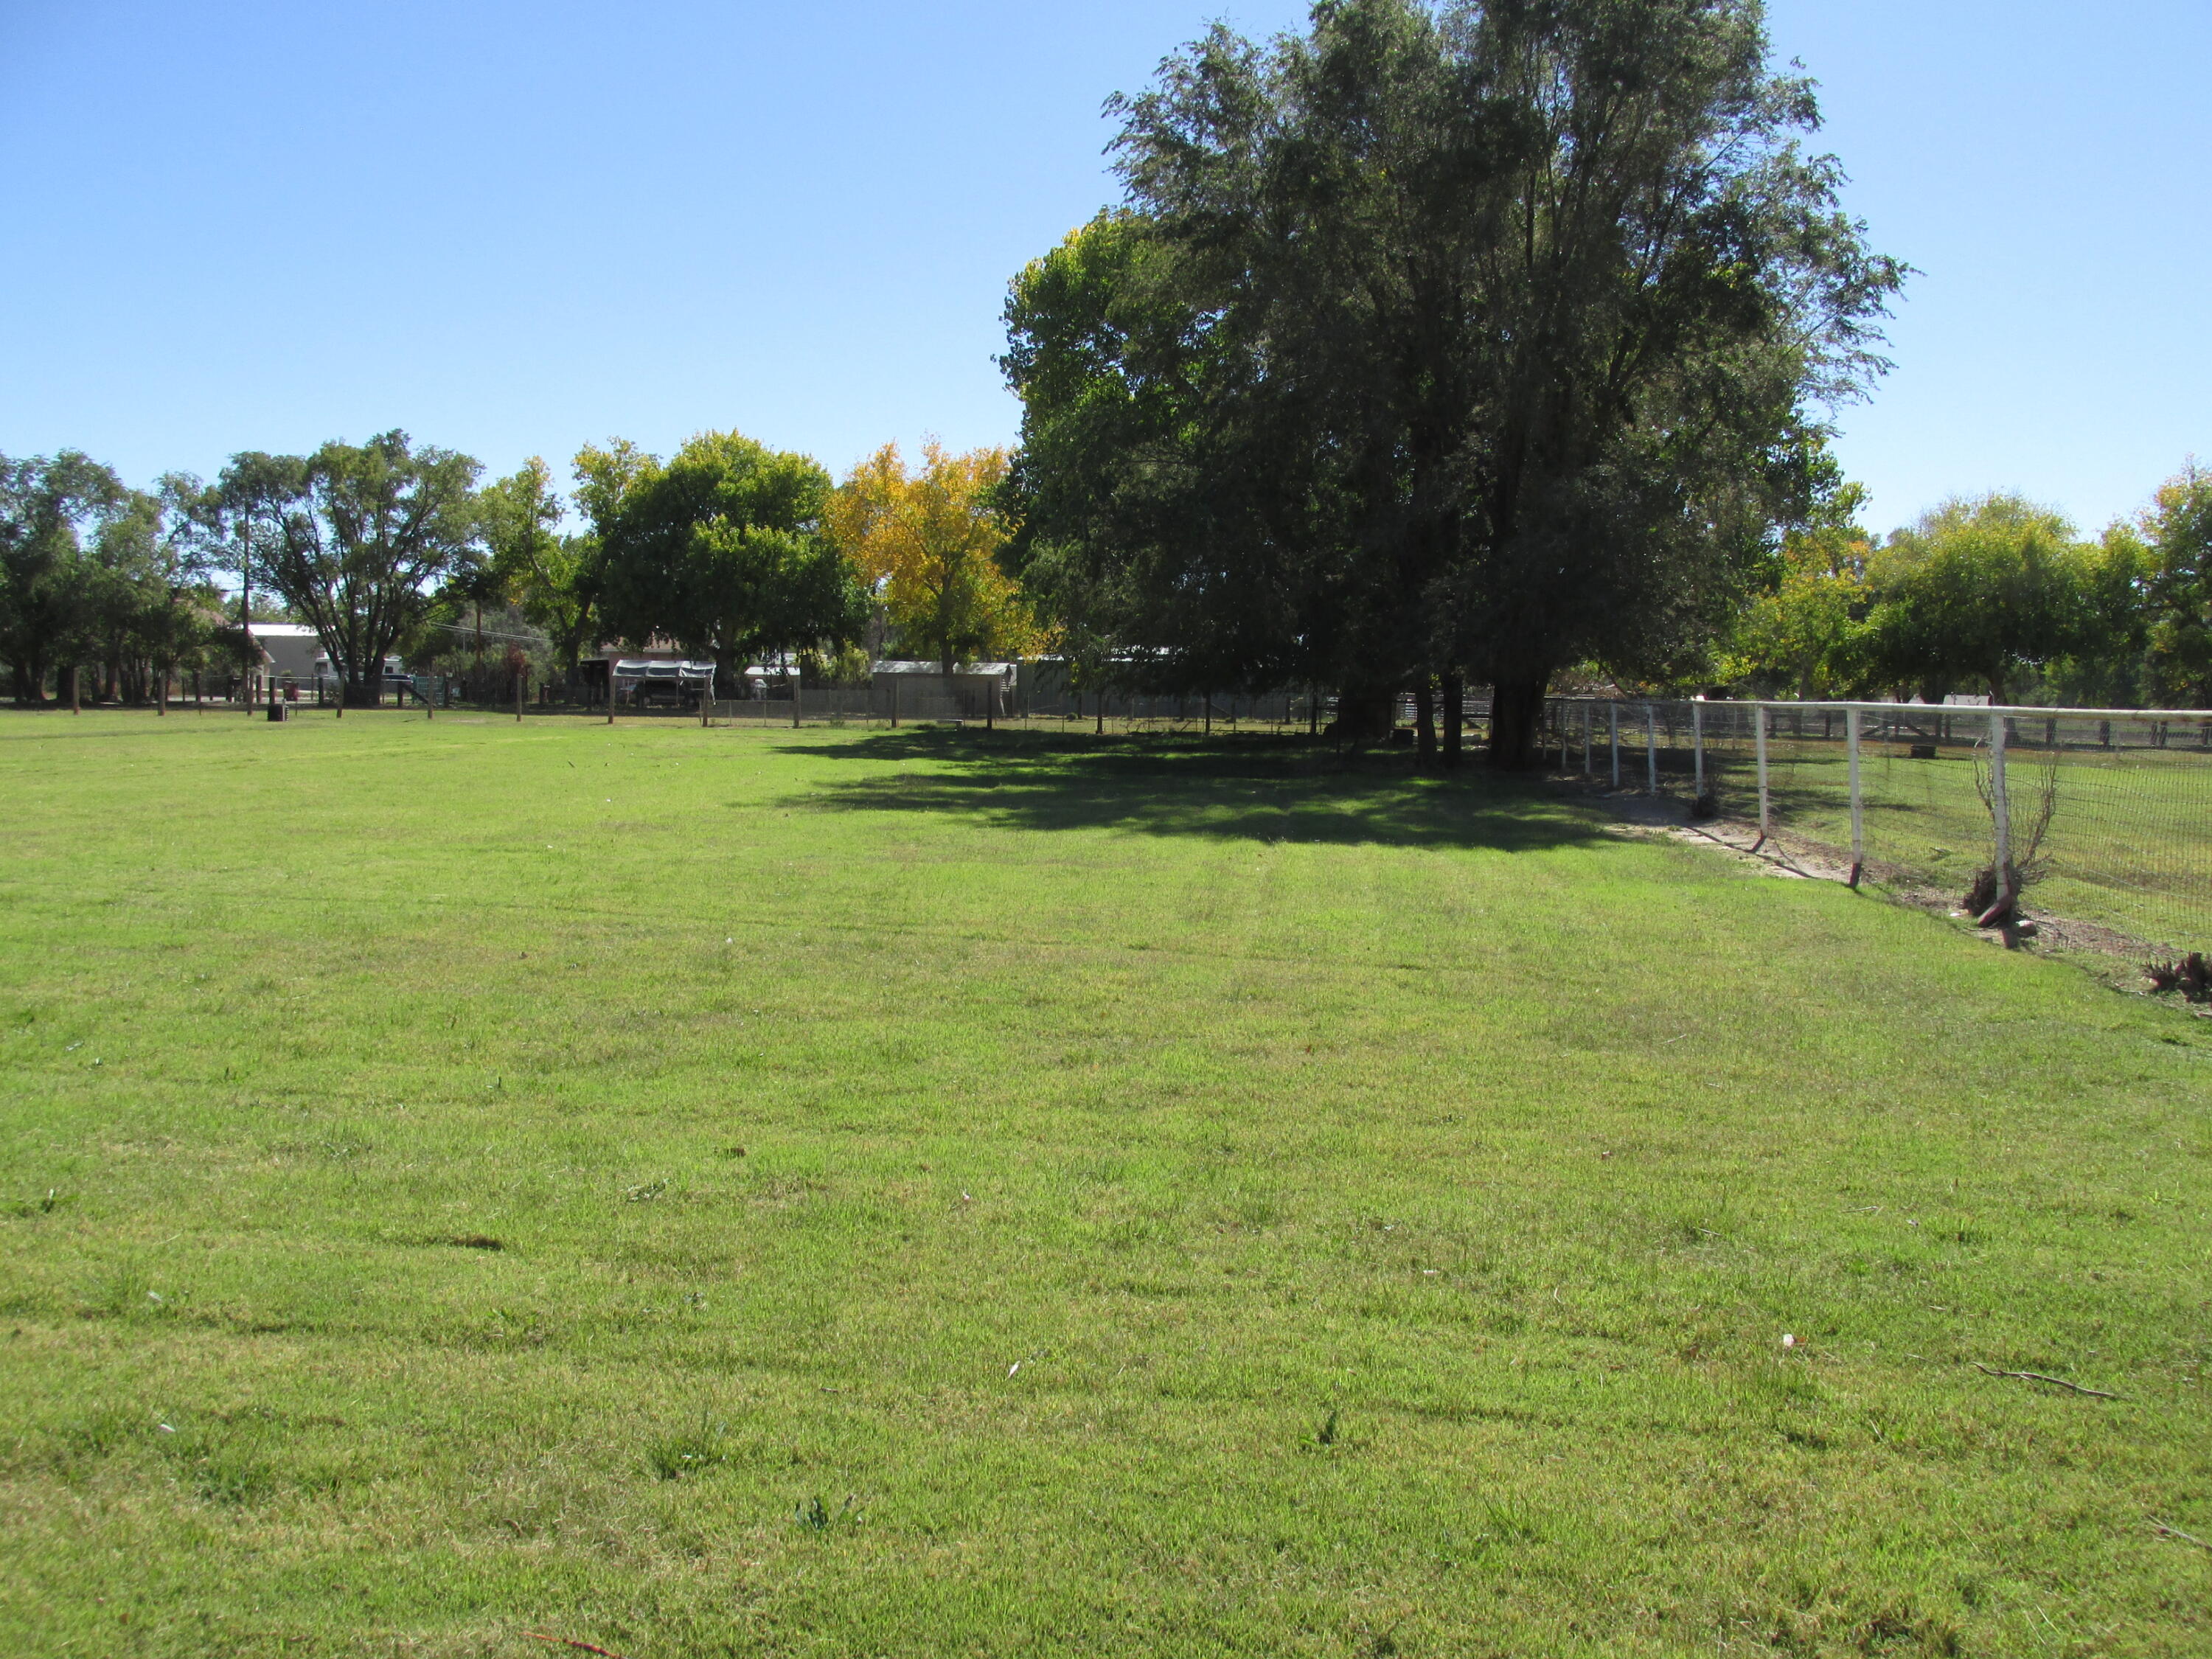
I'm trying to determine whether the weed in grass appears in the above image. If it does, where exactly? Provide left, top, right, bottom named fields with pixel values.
left=1478, top=1500, right=1542, bottom=1546
left=38, top=1408, right=146, bottom=1484
left=793, top=1493, right=862, bottom=1534
left=644, top=1421, right=731, bottom=1481
left=4, top=1187, right=69, bottom=1218
left=138, top=1416, right=278, bottom=1506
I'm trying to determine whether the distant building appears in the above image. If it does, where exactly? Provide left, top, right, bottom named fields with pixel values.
left=246, top=623, right=322, bottom=690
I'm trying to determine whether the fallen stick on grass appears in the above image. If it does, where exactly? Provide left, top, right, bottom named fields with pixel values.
left=1969, top=1362, right=2122, bottom=1400
left=2152, top=1519, right=2212, bottom=1551
left=526, top=1635, right=630, bottom=1659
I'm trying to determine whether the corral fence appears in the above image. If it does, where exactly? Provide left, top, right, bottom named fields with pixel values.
left=682, top=670, right=1328, bottom=731
left=1545, top=697, right=2212, bottom=950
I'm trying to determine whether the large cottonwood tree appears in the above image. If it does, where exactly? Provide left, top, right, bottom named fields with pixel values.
left=215, top=432, right=482, bottom=706
left=1009, top=0, right=1904, bottom=764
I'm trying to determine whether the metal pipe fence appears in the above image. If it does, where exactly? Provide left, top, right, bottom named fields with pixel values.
left=1547, top=697, right=2212, bottom=950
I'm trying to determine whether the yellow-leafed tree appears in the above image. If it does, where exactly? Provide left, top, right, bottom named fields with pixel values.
left=829, top=441, right=1043, bottom=674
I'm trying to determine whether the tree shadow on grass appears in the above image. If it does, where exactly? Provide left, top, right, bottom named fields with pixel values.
left=776, top=728, right=1612, bottom=852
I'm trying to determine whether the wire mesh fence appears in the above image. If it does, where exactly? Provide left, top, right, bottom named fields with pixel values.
left=1546, top=698, right=2212, bottom=950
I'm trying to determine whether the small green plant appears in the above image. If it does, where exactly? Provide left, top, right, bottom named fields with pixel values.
left=1480, top=1500, right=1542, bottom=1545
left=793, top=1493, right=862, bottom=1534
left=645, top=1422, right=730, bottom=1480
left=1315, top=1408, right=1340, bottom=1447
left=155, top=1420, right=275, bottom=1506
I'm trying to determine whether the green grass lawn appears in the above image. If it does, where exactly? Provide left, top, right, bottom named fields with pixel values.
left=3, top=709, right=2209, bottom=1658
left=1694, top=737, right=2212, bottom=947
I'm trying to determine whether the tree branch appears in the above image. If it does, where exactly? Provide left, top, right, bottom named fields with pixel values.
left=1969, top=1362, right=2123, bottom=1400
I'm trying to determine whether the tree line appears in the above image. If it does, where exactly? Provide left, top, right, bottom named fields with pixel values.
left=0, top=431, right=1038, bottom=709
left=1721, top=476, right=2212, bottom=707
left=7, top=1, right=2208, bottom=743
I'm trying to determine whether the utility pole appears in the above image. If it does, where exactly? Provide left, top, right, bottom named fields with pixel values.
left=238, top=521, right=254, bottom=713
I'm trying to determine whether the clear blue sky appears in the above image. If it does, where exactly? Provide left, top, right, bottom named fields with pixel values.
left=2, top=1, right=2204, bottom=536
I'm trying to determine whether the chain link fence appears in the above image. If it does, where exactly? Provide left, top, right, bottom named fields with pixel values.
left=1546, top=698, right=2212, bottom=950
left=698, top=678, right=1323, bottom=731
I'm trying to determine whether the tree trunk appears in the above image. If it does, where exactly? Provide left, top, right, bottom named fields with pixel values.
left=1486, top=675, right=1551, bottom=770
left=1332, top=685, right=1394, bottom=748
left=1441, top=674, right=1464, bottom=768
left=1413, top=681, right=1436, bottom=767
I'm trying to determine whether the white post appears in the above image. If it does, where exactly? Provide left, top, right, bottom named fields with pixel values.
left=791, top=669, right=801, bottom=728
left=1644, top=704, right=1658, bottom=796
left=1846, top=706, right=1864, bottom=886
left=1610, top=703, right=1620, bottom=788
left=1692, top=700, right=1705, bottom=799
left=1989, top=708, right=2011, bottom=912
left=1754, top=703, right=1771, bottom=845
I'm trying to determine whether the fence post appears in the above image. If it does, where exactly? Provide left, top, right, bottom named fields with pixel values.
left=792, top=675, right=801, bottom=728
left=1644, top=703, right=1658, bottom=796
left=1610, top=703, right=1620, bottom=788
left=1989, top=707, right=2011, bottom=916
left=606, top=668, right=614, bottom=725
left=1582, top=702, right=1593, bottom=776
left=516, top=672, right=524, bottom=723
left=1754, top=703, right=1771, bottom=846
left=1846, top=706, right=1864, bottom=887
left=890, top=675, right=898, bottom=728
left=1692, top=700, right=1705, bottom=799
